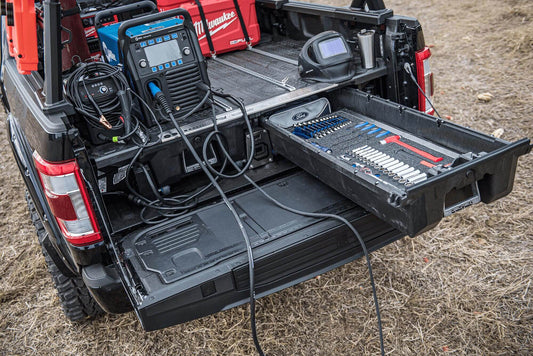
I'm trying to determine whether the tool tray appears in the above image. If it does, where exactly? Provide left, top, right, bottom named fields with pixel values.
left=265, top=89, right=531, bottom=236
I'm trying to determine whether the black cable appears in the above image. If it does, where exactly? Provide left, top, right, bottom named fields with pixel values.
left=244, top=176, right=385, bottom=356
left=64, top=62, right=136, bottom=140
left=139, top=163, right=164, bottom=203
left=404, top=63, right=442, bottom=120
left=150, top=86, right=265, bottom=356
left=64, top=63, right=189, bottom=219
left=123, top=88, right=227, bottom=227
left=123, top=90, right=169, bottom=208
left=131, top=87, right=219, bottom=196
left=201, top=93, right=255, bottom=179
left=205, top=90, right=385, bottom=356
left=175, top=115, right=266, bottom=356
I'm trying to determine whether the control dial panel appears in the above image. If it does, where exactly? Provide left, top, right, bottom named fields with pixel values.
left=130, top=29, right=197, bottom=76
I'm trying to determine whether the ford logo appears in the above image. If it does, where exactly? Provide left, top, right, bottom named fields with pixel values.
left=292, top=112, right=309, bottom=121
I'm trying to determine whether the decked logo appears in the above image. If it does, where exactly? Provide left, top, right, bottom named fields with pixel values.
left=194, top=11, right=238, bottom=41
left=292, top=112, right=309, bottom=121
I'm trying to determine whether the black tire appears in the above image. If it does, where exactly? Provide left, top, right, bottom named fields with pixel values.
left=26, top=191, right=104, bottom=321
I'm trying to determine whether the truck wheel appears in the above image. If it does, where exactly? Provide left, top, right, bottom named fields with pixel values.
left=26, top=191, right=104, bottom=321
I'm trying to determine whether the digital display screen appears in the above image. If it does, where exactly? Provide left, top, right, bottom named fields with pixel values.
left=144, top=40, right=182, bottom=67
left=318, top=37, right=348, bottom=59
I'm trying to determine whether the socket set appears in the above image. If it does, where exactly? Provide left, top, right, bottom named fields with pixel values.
left=352, top=145, right=427, bottom=187
left=289, top=112, right=452, bottom=189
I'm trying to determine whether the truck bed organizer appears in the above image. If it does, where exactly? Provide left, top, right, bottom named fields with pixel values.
left=265, top=89, right=531, bottom=237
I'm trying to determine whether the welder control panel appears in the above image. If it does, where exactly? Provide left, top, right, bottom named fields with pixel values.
left=127, top=23, right=198, bottom=76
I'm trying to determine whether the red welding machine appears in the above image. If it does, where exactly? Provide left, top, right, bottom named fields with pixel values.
left=158, top=0, right=261, bottom=57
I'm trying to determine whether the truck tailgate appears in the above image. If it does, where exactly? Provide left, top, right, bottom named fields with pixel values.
left=117, top=171, right=402, bottom=331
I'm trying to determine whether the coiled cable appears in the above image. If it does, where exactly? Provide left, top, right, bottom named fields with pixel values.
left=65, top=62, right=133, bottom=136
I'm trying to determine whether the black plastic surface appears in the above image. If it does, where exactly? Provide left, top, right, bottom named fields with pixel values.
left=266, top=89, right=531, bottom=237
left=82, top=264, right=132, bottom=314
left=2, top=57, right=72, bottom=162
left=282, top=1, right=393, bottom=26
left=119, top=171, right=402, bottom=330
left=256, top=0, right=287, bottom=9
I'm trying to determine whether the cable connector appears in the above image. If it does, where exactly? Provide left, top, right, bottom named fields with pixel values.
left=127, top=194, right=145, bottom=206
left=196, top=82, right=211, bottom=93
left=148, top=82, right=172, bottom=114
left=99, top=115, right=113, bottom=129
left=136, top=129, right=149, bottom=144
left=116, top=90, right=132, bottom=134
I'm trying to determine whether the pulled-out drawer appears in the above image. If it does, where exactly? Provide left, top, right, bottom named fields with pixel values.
left=265, top=89, right=531, bottom=236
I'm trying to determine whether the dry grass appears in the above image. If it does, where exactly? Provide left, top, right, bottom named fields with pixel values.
left=1, top=0, right=532, bottom=355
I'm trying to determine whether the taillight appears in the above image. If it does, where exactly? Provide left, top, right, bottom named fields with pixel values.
left=33, top=152, right=103, bottom=247
left=415, top=47, right=435, bottom=115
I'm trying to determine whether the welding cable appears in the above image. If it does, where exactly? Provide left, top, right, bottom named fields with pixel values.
left=210, top=135, right=386, bottom=356
left=404, top=62, right=442, bottom=120
left=126, top=88, right=219, bottom=206
left=243, top=176, right=385, bottom=356
left=139, top=163, right=164, bottom=203
left=205, top=90, right=386, bottom=356
left=196, top=82, right=255, bottom=180
left=65, top=62, right=133, bottom=133
left=201, top=93, right=255, bottom=180
left=123, top=91, right=170, bottom=208
left=148, top=82, right=265, bottom=356
left=123, top=89, right=228, bottom=224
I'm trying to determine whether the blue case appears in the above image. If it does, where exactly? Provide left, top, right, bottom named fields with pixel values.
left=97, top=18, right=184, bottom=66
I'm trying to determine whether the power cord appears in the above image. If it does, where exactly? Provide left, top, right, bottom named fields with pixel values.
left=148, top=82, right=265, bottom=355
left=404, top=62, right=442, bottom=121
left=202, top=90, right=385, bottom=356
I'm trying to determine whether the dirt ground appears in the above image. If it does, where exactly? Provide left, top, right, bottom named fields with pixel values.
left=1, top=0, right=532, bottom=355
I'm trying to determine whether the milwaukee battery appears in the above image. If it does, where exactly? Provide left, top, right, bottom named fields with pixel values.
left=157, top=0, right=261, bottom=57
left=5, top=0, right=38, bottom=74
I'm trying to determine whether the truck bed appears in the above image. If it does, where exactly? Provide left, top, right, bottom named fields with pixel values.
left=208, top=38, right=306, bottom=106
left=205, top=36, right=386, bottom=115
left=87, top=30, right=530, bottom=333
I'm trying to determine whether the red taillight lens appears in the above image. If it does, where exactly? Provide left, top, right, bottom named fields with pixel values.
left=33, top=152, right=103, bottom=247
left=415, top=47, right=435, bottom=115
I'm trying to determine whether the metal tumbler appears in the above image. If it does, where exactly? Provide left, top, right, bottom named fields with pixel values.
left=357, top=29, right=376, bottom=69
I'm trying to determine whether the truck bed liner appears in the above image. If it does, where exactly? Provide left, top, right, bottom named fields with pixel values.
left=207, top=38, right=306, bottom=107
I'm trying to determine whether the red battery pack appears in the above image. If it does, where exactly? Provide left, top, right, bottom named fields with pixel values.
left=157, top=0, right=260, bottom=57
left=6, top=0, right=38, bottom=75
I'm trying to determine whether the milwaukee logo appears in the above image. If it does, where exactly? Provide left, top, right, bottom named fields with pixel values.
left=194, top=11, right=238, bottom=40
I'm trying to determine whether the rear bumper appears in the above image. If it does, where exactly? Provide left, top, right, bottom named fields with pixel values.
left=82, top=264, right=132, bottom=314
left=118, top=172, right=403, bottom=331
